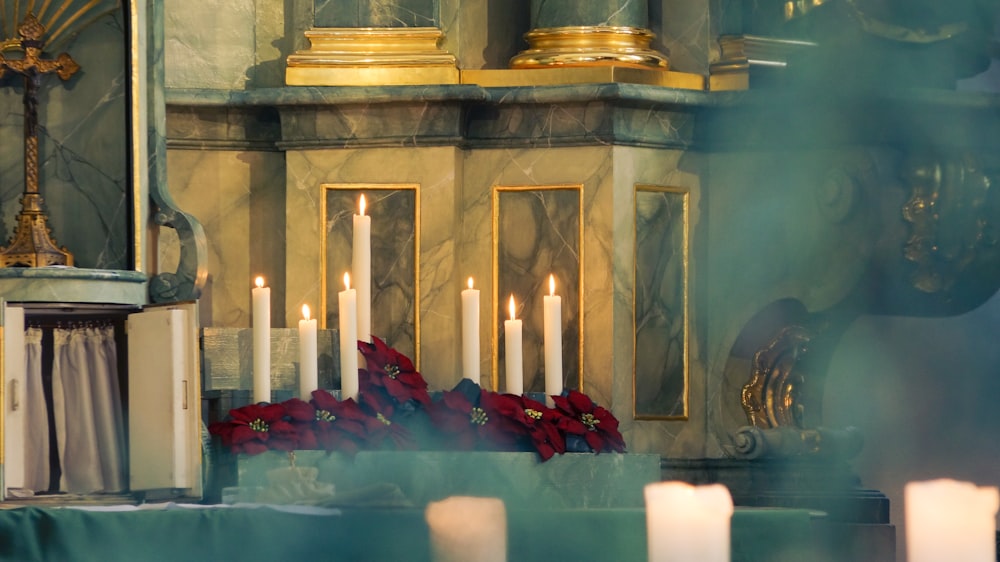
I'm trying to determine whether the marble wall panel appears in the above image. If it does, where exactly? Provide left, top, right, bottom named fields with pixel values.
left=494, top=186, right=581, bottom=394
left=314, top=0, right=439, bottom=27
left=164, top=0, right=256, bottom=89
left=0, top=13, right=128, bottom=270
left=163, top=149, right=286, bottom=327
left=322, top=186, right=418, bottom=363
left=634, top=186, right=688, bottom=420
left=650, top=0, right=712, bottom=74
left=285, top=146, right=459, bottom=391
left=440, top=0, right=531, bottom=70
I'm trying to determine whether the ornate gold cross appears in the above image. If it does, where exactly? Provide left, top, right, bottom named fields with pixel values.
left=0, top=13, right=78, bottom=267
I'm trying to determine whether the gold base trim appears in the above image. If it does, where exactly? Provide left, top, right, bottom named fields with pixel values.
left=510, top=26, right=669, bottom=70
left=708, top=34, right=817, bottom=90
left=462, top=66, right=703, bottom=89
left=286, top=27, right=459, bottom=86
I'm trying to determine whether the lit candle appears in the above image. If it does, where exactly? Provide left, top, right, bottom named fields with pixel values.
left=543, top=274, right=562, bottom=403
left=426, top=496, right=507, bottom=562
left=906, top=479, right=999, bottom=562
left=339, top=273, right=359, bottom=400
left=461, top=277, right=480, bottom=382
left=503, top=295, right=523, bottom=395
left=644, top=481, right=734, bottom=562
left=353, top=194, right=372, bottom=343
left=298, top=304, right=318, bottom=400
left=251, top=276, right=271, bottom=404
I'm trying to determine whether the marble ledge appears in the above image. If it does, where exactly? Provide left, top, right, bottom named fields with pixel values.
left=0, top=267, right=147, bottom=305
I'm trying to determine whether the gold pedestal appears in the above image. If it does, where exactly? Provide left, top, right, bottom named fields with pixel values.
left=285, top=27, right=459, bottom=86
left=0, top=193, right=73, bottom=267
left=509, top=26, right=669, bottom=70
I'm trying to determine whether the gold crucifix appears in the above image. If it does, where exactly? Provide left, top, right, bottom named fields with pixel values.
left=0, top=13, right=78, bottom=267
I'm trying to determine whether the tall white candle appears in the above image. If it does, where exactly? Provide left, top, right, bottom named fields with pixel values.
left=461, top=277, right=480, bottom=382
left=251, top=276, right=271, bottom=404
left=339, top=273, right=359, bottom=400
left=353, top=194, right=372, bottom=343
left=426, top=496, right=507, bottom=562
left=543, top=274, right=563, bottom=403
left=906, top=479, right=999, bottom=562
left=644, top=481, right=734, bottom=562
left=503, top=295, right=523, bottom=395
left=298, top=304, right=319, bottom=400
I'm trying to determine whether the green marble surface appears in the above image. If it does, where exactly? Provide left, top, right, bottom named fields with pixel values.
left=314, top=0, right=439, bottom=28
left=0, top=268, right=147, bottom=305
left=238, top=451, right=660, bottom=508
left=531, top=0, right=647, bottom=29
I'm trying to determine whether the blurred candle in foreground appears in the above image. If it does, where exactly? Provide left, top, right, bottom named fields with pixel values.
left=298, top=304, right=318, bottom=400
left=426, top=496, right=507, bottom=562
left=503, top=295, right=523, bottom=395
left=461, top=277, right=480, bottom=382
left=542, top=274, right=562, bottom=404
left=339, top=273, right=359, bottom=400
left=644, top=481, right=733, bottom=562
left=906, top=478, right=999, bottom=562
left=251, top=276, right=271, bottom=403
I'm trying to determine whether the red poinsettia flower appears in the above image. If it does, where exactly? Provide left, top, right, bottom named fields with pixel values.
left=476, top=391, right=532, bottom=451
left=357, top=381, right=417, bottom=450
left=282, top=398, right=320, bottom=450
left=487, top=393, right=567, bottom=461
left=358, top=336, right=431, bottom=407
left=309, top=390, right=374, bottom=454
left=552, top=390, right=626, bottom=453
left=208, top=402, right=297, bottom=455
left=425, top=388, right=480, bottom=450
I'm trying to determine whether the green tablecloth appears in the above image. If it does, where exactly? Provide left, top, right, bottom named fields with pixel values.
left=0, top=505, right=817, bottom=562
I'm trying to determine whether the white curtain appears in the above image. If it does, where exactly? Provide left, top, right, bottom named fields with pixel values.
left=51, top=325, right=126, bottom=494
left=23, top=327, right=50, bottom=492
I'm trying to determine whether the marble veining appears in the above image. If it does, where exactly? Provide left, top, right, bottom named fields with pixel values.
left=324, top=187, right=418, bottom=361
left=496, top=187, right=581, bottom=393
left=164, top=0, right=257, bottom=89
left=0, top=14, right=129, bottom=270
left=634, top=188, right=687, bottom=419
left=531, top=0, right=647, bottom=29
left=314, top=0, right=439, bottom=28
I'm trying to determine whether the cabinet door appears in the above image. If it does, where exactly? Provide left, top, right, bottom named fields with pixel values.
left=2, top=302, right=25, bottom=496
left=127, top=302, right=202, bottom=499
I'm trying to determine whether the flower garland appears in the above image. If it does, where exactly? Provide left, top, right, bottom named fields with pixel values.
left=209, top=336, right=626, bottom=461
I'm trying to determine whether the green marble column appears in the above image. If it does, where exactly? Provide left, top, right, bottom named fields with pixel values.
left=530, top=0, right=647, bottom=29
left=314, top=0, right=439, bottom=28
left=510, top=0, right=669, bottom=70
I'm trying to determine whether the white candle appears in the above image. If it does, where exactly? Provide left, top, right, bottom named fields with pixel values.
left=644, top=481, right=734, bottom=562
left=353, top=194, right=372, bottom=343
left=251, top=276, right=271, bottom=404
left=503, top=295, right=523, bottom=395
left=426, top=496, right=507, bottom=562
left=298, top=303, right=318, bottom=400
left=461, top=277, right=480, bottom=382
left=543, top=274, right=563, bottom=403
left=905, top=479, right=999, bottom=562
left=339, top=273, right=359, bottom=400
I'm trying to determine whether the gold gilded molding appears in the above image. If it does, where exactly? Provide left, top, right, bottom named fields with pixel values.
left=461, top=66, right=704, bottom=89
left=741, top=325, right=813, bottom=429
left=709, top=35, right=817, bottom=91
left=491, top=185, right=584, bottom=394
left=633, top=185, right=690, bottom=421
left=900, top=153, right=995, bottom=294
left=320, top=183, right=421, bottom=369
left=510, top=26, right=668, bottom=70
left=286, top=27, right=459, bottom=86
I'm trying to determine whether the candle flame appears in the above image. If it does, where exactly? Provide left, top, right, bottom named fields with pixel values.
left=549, top=274, right=555, bottom=296
left=254, top=276, right=265, bottom=289
left=508, top=294, right=516, bottom=321
left=344, top=272, right=351, bottom=290
left=302, top=304, right=311, bottom=321
left=467, top=277, right=474, bottom=290
left=359, top=194, right=367, bottom=216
